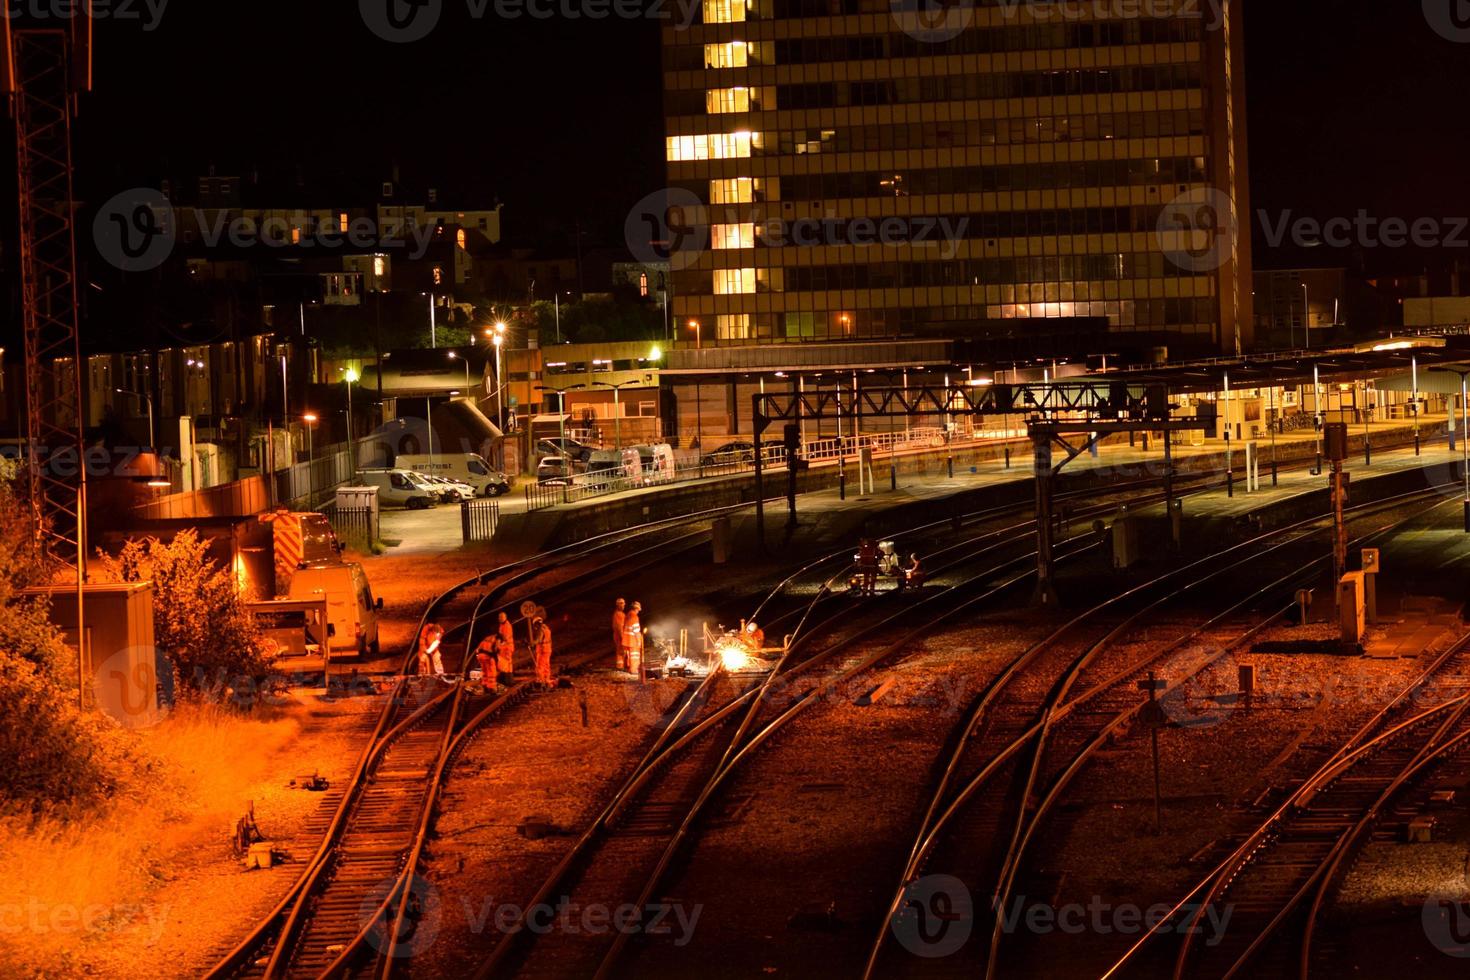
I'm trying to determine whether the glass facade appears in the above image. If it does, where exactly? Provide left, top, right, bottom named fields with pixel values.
left=662, top=0, right=1251, bottom=355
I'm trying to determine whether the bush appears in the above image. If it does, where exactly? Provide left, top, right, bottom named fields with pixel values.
left=100, top=529, right=273, bottom=697
left=0, top=466, right=142, bottom=814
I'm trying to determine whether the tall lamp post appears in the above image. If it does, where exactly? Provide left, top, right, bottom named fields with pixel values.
left=302, top=412, right=318, bottom=506
left=590, top=380, right=640, bottom=450
left=687, top=319, right=703, bottom=467
left=448, top=350, right=471, bottom=392
left=114, top=387, right=155, bottom=451
left=341, top=367, right=359, bottom=478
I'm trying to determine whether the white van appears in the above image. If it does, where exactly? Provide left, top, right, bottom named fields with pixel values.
left=396, top=453, right=511, bottom=497
left=355, top=468, right=438, bottom=509
left=288, top=562, right=383, bottom=658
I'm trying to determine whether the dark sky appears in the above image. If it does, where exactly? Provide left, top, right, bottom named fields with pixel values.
left=63, top=0, right=1470, bottom=266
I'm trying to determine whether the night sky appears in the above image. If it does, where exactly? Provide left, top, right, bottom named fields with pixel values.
left=55, top=0, right=1470, bottom=268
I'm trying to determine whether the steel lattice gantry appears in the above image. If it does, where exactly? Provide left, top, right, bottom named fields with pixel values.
left=5, top=11, right=90, bottom=571
left=750, top=382, right=1213, bottom=604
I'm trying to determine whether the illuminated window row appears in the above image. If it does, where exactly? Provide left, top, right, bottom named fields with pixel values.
left=684, top=157, right=1203, bottom=206
left=703, top=41, right=773, bottom=69
left=664, top=16, right=1202, bottom=68
left=666, top=132, right=754, bottom=161
left=668, top=65, right=1204, bottom=115
left=706, top=86, right=774, bottom=114
left=665, top=110, right=1204, bottom=160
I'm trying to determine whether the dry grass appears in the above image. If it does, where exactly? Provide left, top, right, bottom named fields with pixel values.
left=0, top=703, right=303, bottom=976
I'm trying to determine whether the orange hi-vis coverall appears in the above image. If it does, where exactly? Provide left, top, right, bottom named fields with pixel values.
left=533, top=623, right=553, bottom=686
left=622, top=611, right=644, bottom=676
left=475, top=637, right=497, bottom=692
left=611, top=607, right=627, bottom=668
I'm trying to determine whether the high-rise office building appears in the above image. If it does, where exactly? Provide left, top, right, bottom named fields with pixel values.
left=659, top=0, right=1251, bottom=360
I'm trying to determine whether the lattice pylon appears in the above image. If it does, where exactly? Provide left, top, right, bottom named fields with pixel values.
left=10, top=28, right=87, bottom=572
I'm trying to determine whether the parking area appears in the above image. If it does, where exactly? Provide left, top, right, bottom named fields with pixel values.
left=374, top=491, right=528, bottom=556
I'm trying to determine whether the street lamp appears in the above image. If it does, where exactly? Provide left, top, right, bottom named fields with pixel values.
left=448, top=350, right=471, bottom=391
left=492, top=333, right=505, bottom=432
left=302, top=412, right=318, bottom=506
left=114, top=387, right=155, bottom=451
left=342, top=367, right=359, bottom=477
left=590, top=380, right=641, bottom=450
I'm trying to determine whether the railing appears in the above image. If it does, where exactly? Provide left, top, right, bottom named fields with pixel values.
left=326, top=504, right=377, bottom=551
left=523, top=454, right=766, bottom=512
left=460, top=499, right=500, bottom=543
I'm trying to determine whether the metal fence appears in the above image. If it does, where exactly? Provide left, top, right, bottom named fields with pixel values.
left=523, top=454, right=758, bottom=512
left=460, top=499, right=500, bottom=543
left=326, top=504, right=378, bottom=551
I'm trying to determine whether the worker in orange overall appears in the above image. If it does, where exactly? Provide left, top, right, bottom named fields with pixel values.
left=622, top=601, right=645, bottom=677
left=474, top=634, right=498, bottom=694
left=417, top=623, right=445, bottom=677
left=497, top=611, right=514, bottom=650
left=611, top=598, right=627, bottom=670
left=496, top=629, right=516, bottom=686
left=531, top=616, right=553, bottom=689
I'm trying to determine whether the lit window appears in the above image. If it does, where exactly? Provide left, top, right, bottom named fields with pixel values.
left=703, top=0, right=746, bottom=22
left=716, top=314, right=751, bottom=339
left=666, top=132, right=754, bottom=161
left=457, top=229, right=467, bottom=249
left=705, top=41, right=747, bottom=69
left=706, top=87, right=750, bottom=114
left=373, top=256, right=386, bottom=277
left=710, top=178, right=754, bottom=204
left=433, top=266, right=444, bottom=285
left=639, top=273, right=649, bottom=296
left=711, top=224, right=755, bottom=249
left=714, top=268, right=755, bottom=294
left=291, top=227, right=302, bottom=244
left=338, top=212, right=349, bottom=233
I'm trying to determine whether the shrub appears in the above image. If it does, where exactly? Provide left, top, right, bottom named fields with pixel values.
left=100, top=529, right=273, bottom=697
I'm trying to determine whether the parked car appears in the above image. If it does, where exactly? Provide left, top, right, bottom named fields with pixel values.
left=536, top=455, right=572, bottom=484
left=536, top=438, right=593, bottom=464
left=397, top=453, right=511, bottom=497
left=420, top=473, right=476, bottom=502
left=702, top=441, right=757, bottom=466
left=355, top=469, right=438, bottom=509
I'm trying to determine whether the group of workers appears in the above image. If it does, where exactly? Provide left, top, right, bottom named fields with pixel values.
left=610, top=598, right=646, bottom=675
left=855, top=538, right=924, bottom=596
left=416, top=609, right=556, bottom=693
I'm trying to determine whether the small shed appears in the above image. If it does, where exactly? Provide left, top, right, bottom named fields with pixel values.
left=24, top=582, right=160, bottom=728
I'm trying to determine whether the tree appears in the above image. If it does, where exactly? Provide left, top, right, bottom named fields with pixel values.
left=100, top=530, right=273, bottom=697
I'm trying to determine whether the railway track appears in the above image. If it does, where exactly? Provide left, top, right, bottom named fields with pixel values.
left=1097, top=602, right=1470, bottom=980
left=206, top=511, right=732, bottom=980
left=860, top=485, right=1467, bottom=980
left=467, top=473, right=1186, bottom=979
